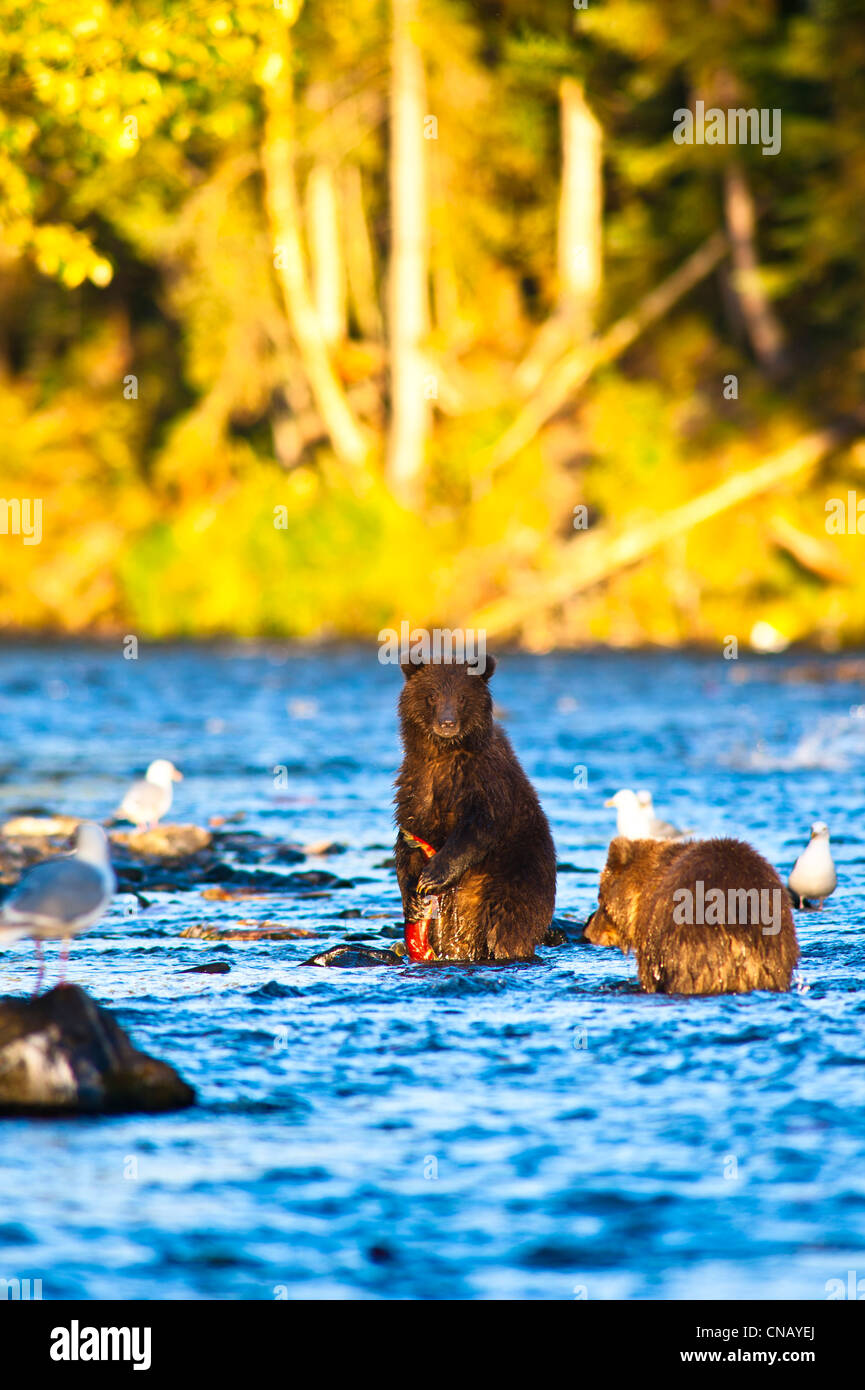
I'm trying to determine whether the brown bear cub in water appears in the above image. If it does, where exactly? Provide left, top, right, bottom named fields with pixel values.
left=394, top=658, right=556, bottom=961
left=585, top=837, right=799, bottom=994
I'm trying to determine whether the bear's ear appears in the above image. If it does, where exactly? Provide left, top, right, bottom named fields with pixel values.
left=606, top=836, right=636, bottom=872
left=472, top=654, right=496, bottom=682
left=401, top=659, right=425, bottom=680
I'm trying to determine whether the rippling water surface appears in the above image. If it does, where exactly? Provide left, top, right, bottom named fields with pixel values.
left=0, top=645, right=863, bottom=1300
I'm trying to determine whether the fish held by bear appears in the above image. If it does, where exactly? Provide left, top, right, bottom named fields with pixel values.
left=585, top=836, right=799, bottom=994
left=394, top=656, right=557, bottom=962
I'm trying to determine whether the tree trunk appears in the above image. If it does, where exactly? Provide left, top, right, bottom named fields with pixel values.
left=723, top=162, right=788, bottom=378
left=558, top=78, right=603, bottom=331
left=305, top=163, right=346, bottom=348
left=696, top=35, right=788, bottom=379
left=342, top=163, right=383, bottom=341
left=515, top=78, right=603, bottom=396
left=260, top=32, right=368, bottom=467
left=386, top=0, right=430, bottom=505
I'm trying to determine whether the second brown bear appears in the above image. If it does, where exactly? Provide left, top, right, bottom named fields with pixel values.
left=585, top=836, right=799, bottom=994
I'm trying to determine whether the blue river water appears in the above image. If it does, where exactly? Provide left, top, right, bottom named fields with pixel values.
left=0, top=644, right=863, bottom=1300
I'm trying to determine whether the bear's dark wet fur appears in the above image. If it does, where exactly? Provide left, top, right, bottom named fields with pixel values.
left=586, top=836, right=799, bottom=994
left=394, top=657, right=556, bottom=961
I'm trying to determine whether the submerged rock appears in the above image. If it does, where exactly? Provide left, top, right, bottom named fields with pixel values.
left=200, top=886, right=278, bottom=901
left=282, top=870, right=352, bottom=890
left=180, top=961, right=231, bottom=974
left=110, top=824, right=213, bottom=859
left=0, top=986, right=195, bottom=1115
left=180, top=922, right=318, bottom=941
left=0, top=821, right=77, bottom=888
left=543, top=917, right=587, bottom=946
left=2, top=815, right=81, bottom=840
left=205, top=830, right=303, bottom=864
left=194, top=866, right=313, bottom=892
left=300, top=945, right=402, bottom=968
left=0, top=820, right=351, bottom=897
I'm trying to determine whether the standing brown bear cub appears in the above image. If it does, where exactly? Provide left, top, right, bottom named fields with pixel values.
left=394, top=658, right=556, bottom=961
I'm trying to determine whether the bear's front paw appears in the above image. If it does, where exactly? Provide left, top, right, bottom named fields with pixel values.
left=416, top=860, right=454, bottom=895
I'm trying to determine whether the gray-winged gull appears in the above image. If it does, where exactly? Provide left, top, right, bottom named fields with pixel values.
left=604, top=788, right=692, bottom=840
left=118, top=759, right=183, bottom=829
left=635, top=789, right=693, bottom=840
left=788, top=821, right=837, bottom=908
left=0, top=822, right=115, bottom=991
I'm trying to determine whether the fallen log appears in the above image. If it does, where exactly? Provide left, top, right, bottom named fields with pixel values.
left=472, top=421, right=861, bottom=639
left=483, top=229, right=729, bottom=476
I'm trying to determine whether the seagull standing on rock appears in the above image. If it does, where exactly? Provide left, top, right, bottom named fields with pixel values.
left=0, top=823, right=115, bottom=992
left=788, top=822, right=837, bottom=909
left=117, top=759, right=183, bottom=830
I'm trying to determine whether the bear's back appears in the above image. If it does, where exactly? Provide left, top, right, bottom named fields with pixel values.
left=641, top=837, right=798, bottom=994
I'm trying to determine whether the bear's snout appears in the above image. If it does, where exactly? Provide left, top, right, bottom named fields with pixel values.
left=432, top=698, right=460, bottom=737
left=433, top=716, right=459, bottom=737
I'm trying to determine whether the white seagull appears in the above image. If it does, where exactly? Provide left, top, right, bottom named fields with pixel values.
left=117, top=759, right=183, bottom=830
left=0, top=822, right=115, bottom=991
left=788, top=822, right=837, bottom=909
left=605, top=789, right=650, bottom=838
left=605, top=788, right=692, bottom=841
left=635, top=790, right=693, bottom=840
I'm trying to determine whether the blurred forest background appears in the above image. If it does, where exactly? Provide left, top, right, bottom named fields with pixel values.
left=1, top=0, right=865, bottom=646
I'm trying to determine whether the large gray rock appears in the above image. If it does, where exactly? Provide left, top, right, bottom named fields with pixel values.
left=0, top=986, right=195, bottom=1115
